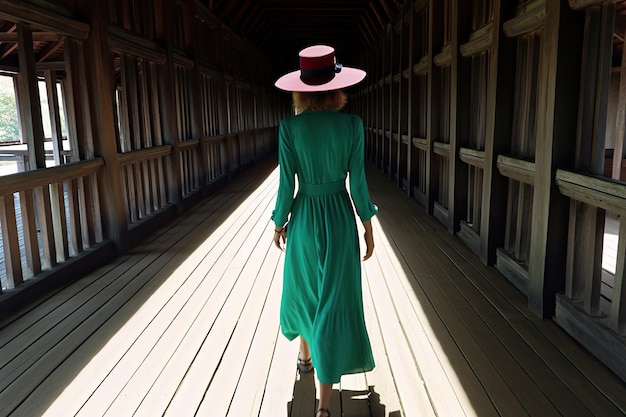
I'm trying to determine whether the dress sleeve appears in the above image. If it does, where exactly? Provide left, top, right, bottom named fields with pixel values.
left=272, top=120, right=296, bottom=227
left=348, top=116, right=378, bottom=222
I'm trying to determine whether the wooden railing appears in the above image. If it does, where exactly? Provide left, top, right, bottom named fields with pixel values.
left=0, top=158, right=104, bottom=290
left=457, top=146, right=485, bottom=256
left=555, top=169, right=626, bottom=381
left=202, top=136, right=227, bottom=184
left=0, top=127, right=278, bottom=292
left=118, top=129, right=277, bottom=229
left=409, top=137, right=427, bottom=207
left=118, top=145, right=172, bottom=224
left=495, top=155, right=536, bottom=294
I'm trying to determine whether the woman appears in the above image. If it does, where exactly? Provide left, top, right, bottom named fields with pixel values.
left=271, top=45, right=377, bottom=417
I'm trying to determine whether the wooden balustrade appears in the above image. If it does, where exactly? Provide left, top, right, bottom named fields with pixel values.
left=118, top=145, right=172, bottom=224
left=554, top=168, right=626, bottom=382
left=116, top=130, right=277, bottom=228
left=556, top=170, right=626, bottom=331
left=0, top=158, right=104, bottom=290
left=201, top=135, right=227, bottom=184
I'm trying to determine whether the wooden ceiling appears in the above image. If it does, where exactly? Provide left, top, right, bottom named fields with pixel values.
left=2, top=1, right=626, bottom=75
left=205, top=0, right=402, bottom=72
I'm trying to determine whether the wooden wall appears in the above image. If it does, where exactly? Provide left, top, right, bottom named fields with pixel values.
left=0, top=0, right=287, bottom=317
left=353, top=0, right=626, bottom=383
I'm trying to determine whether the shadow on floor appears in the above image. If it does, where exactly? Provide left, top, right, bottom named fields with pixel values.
left=287, top=370, right=401, bottom=417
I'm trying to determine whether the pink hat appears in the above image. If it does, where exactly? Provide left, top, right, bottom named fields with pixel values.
left=274, top=45, right=366, bottom=92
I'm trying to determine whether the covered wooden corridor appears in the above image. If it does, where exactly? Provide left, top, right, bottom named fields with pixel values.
left=0, top=160, right=623, bottom=417
left=1, top=0, right=626, bottom=416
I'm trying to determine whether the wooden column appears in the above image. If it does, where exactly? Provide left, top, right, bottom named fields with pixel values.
left=564, top=3, right=613, bottom=317
left=17, top=25, right=45, bottom=170
left=387, top=25, right=394, bottom=179
left=80, top=0, right=128, bottom=246
left=529, top=0, right=584, bottom=317
left=17, top=24, right=58, bottom=267
left=427, top=0, right=442, bottom=214
left=479, top=0, right=517, bottom=265
left=395, top=6, right=405, bottom=190
left=45, top=70, right=64, bottom=165
left=160, top=0, right=183, bottom=208
left=448, top=0, right=471, bottom=232
left=190, top=2, right=209, bottom=192
left=613, top=25, right=626, bottom=181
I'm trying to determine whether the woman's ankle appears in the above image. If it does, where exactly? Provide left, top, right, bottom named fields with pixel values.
left=316, top=408, right=330, bottom=417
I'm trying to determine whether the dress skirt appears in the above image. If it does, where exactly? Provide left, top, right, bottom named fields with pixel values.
left=279, top=180, right=375, bottom=384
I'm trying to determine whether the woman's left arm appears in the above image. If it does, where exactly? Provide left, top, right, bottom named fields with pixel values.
left=348, top=116, right=378, bottom=222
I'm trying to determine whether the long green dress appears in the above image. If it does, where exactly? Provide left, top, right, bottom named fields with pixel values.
left=272, top=109, right=378, bottom=384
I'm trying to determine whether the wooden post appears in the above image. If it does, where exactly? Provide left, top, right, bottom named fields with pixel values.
left=405, top=3, right=415, bottom=198
left=79, top=0, right=128, bottom=246
left=17, top=25, right=45, bottom=170
left=479, top=0, right=517, bottom=265
left=610, top=217, right=626, bottom=334
left=612, top=26, right=626, bottom=181
left=44, top=70, right=65, bottom=165
left=448, top=0, right=471, bottom=233
left=529, top=0, right=584, bottom=317
left=564, top=3, right=613, bottom=317
left=160, top=0, right=183, bottom=209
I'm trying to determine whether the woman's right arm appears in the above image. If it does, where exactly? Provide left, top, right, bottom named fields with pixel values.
left=362, top=219, right=374, bottom=261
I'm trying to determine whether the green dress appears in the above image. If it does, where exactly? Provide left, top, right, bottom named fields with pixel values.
left=272, top=109, right=378, bottom=384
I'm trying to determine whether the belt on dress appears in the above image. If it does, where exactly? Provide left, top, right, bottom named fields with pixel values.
left=298, top=179, right=346, bottom=196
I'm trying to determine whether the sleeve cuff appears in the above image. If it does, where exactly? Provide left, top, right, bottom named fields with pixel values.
left=359, top=203, right=378, bottom=222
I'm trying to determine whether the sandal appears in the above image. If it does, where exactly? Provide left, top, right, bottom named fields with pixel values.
left=315, top=408, right=330, bottom=417
left=297, top=354, right=314, bottom=373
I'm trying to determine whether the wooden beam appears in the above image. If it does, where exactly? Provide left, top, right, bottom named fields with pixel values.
left=36, top=40, right=64, bottom=63
left=556, top=169, right=626, bottom=214
left=0, top=32, right=63, bottom=42
left=503, top=0, right=546, bottom=38
left=0, top=0, right=89, bottom=39
left=107, top=24, right=166, bottom=64
left=613, top=25, right=626, bottom=180
left=568, top=0, right=617, bottom=10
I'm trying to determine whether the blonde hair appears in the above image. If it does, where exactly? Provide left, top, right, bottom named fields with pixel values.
left=292, top=90, right=347, bottom=113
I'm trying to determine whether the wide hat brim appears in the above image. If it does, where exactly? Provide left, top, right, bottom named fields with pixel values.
left=275, top=67, right=366, bottom=92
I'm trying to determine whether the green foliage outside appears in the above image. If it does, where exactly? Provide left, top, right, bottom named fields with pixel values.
left=0, top=76, right=19, bottom=143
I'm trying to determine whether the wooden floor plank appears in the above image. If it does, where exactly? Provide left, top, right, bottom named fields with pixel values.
left=362, top=267, right=404, bottom=417
left=0, top=188, right=237, bottom=365
left=363, top=241, right=436, bottom=417
left=0, top=160, right=623, bottom=417
left=257, top=292, right=300, bottom=417
left=369, top=174, right=530, bottom=417
left=160, top=176, right=279, bottom=417
left=225, top=248, right=284, bottom=417
left=430, top=227, right=626, bottom=415
left=376, top=209, right=565, bottom=416
left=196, top=237, right=281, bottom=416
left=78, top=175, right=279, bottom=417
left=340, top=372, right=371, bottom=417
left=8, top=165, right=279, bottom=417
left=9, top=208, right=249, bottom=416
left=0, top=254, right=130, bottom=342
left=368, top=222, right=481, bottom=417
left=376, top=170, right=626, bottom=416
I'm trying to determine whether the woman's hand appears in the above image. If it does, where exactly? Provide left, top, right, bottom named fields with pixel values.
left=273, top=226, right=287, bottom=251
left=362, top=220, right=374, bottom=261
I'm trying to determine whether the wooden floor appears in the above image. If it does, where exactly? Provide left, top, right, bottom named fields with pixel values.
left=0, top=158, right=625, bottom=417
